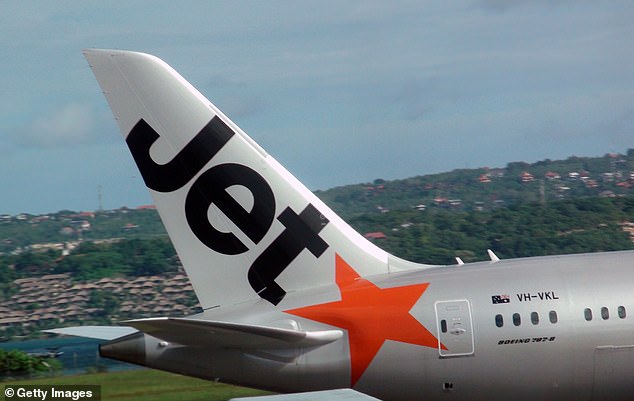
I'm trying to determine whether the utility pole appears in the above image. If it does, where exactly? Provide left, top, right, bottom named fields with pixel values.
left=97, top=185, right=103, bottom=211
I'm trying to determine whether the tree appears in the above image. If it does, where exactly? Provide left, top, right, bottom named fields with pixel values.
left=0, top=349, right=61, bottom=378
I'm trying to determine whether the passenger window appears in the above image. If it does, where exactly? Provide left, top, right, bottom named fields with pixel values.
left=530, top=312, right=539, bottom=325
left=495, top=314, right=504, bottom=328
left=584, top=308, right=592, bottom=321
left=513, top=313, right=521, bottom=326
left=549, top=310, right=558, bottom=324
left=618, top=306, right=626, bottom=319
left=440, top=319, right=447, bottom=333
left=601, top=307, right=609, bottom=320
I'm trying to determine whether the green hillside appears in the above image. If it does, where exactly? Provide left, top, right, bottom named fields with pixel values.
left=317, top=150, right=634, bottom=218
left=350, top=196, right=634, bottom=265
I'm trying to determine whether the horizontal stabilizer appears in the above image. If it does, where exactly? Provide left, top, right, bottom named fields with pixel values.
left=123, top=317, right=343, bottom=349
left=44, top=326, right=138, bottom=340
left=230, top=389, right=381, bottom=400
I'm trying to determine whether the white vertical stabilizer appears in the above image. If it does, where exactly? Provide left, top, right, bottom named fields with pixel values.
left=84, top=49, right=392, bottom=309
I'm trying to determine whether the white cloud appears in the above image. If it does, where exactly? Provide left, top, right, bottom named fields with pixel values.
left=14, top=103, right=110, bottom=148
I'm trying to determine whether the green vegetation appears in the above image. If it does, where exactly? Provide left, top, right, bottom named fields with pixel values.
left=3, top=369, right=271, bottom=401
left=53, top=238, right=176, bottom=280
left=0, top=237, right=176, bottom=285
left=353, top=197, right=634, bottom=265
left=0, top=349, right=61, bottom=379
left=0, top=209, right=166, bottom=254
left=317, top=151, right=634, bottom=217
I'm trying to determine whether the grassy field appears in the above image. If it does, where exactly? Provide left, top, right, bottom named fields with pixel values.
left=2, top=369, right=272, bottom=401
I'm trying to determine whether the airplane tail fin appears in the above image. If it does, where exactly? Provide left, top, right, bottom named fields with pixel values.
left=84, top=49, right=411, bottom=309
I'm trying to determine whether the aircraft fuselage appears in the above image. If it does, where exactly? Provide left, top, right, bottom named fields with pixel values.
left=101, top=250, right=634, bottom=401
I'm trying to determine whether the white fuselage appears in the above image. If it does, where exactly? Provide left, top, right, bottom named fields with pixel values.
left=101, top=250, right=634, bottom=401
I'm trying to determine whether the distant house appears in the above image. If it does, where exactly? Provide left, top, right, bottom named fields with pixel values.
left=520, top=172, right=534, bottom=183
left=544, top=171, right=560, bottom=180
left=478, top=174, right=491, bottom=183
left=364, top=232, right=387, bottom=240
left=14, top=278, right=37, bottom=286
left=600, top=190, right=616, bottom=198
left=0, top=317, right=23, bottom=328
left=30, top=215, right=50, bottom=224
left=59, top=227, right=74, bottom=236
left=40, top=274, right=70, bottom=281
left=448, top=199, right=462, bottom=207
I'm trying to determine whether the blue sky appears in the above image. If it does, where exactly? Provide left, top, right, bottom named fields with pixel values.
left=1, top=1, right=633, bottom=215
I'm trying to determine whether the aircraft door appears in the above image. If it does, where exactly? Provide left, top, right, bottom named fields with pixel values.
left=434, top=300, right=474, bottom=357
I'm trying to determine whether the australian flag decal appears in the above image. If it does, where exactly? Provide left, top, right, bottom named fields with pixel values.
left=492, top=294, right=510, bottom=304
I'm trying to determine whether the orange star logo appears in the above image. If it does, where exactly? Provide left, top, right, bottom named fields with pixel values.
left=285, top=254, right=443, bottom=385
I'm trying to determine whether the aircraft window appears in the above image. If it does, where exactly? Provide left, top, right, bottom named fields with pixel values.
left=440, top=319, right=447, bottom=333
left=584, top=308, right=592, bottom=321
left=549, top=310, right=558, bottom=324
left=495, top=314, right=503, bottom=328
left=530, top=312, right=539, bottom=325
left=513, top=313, right=521, bottom=326
left=601, top=307, right=609, bottom=320
left=618, top=306, right=626, bottom=319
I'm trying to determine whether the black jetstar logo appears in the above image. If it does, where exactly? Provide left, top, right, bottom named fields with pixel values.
left=126, top=117, right=330, bottom=305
